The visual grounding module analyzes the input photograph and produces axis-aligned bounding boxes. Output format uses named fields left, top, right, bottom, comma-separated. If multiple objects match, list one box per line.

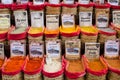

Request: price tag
left=46, top=15, right=59, bottom=30
left=1, top=0, right=13, bottom=4
left=17, top=0, right=28, bottom=4
left=79, top=0, right=90, bottom=4
left=113, top=11, right=120, bottom=25
left=46, top=40, right=61, bottom=59
left=62, top=14, right=75, bottom=28
left=65, top=39, right=80, bottom=59
left=33, top=0, right=44, bottom=5
left=31, top=11, right=44, bottom=27
left=0, top=14, right=10, bottom=28
left=14, top=11, right=28, bottom=27
left=49, top=0, right=60, bottom=4
left=10, top=40, right=26, bottom=57
left=79, top=12, right=92, bottom=26
left=85, top=43, right=100, bottom=59
left=29, top=41, right=44, bottom=58
left=93, top=0, right=104, bottom=4
left=63, top=0, right=74, bottom=4
left=108, top=0, right=119, bottom=5
left=105, top=40, right=119, bottom=58
left=0, top=43, right=5, bottom=59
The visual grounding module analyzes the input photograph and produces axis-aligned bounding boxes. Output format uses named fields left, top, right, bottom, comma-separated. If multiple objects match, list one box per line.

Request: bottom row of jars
left=0, top=56, right=120, bottom=80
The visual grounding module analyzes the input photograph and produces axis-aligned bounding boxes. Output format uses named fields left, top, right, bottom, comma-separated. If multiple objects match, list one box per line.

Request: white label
left=93, top=0, right=104, bottom=4
left=29, top=41, right=44, bottom=58
left=97, top=15, right=108, bottom=27
left=65, top=39, right=80, bottom=59
left=85, top=43, right=100, bottom=59
left=14, top=11, right=28, bottom=27
left=64, top=0, right=74, bottom=4
left=46, top=40, right=61, bottom=59
left=31, top=11, right=44, bottom=27
left=105, top=40, right=119, bottom=58
left=108, top=0, right=119, bottom=5
left=62, top=14, right=75, bottom=28
left=79, top=12, right=92, bottom=26
left=0, top=43, right=4, bottom=59
left=113, top=11, right=120, bottom=25
left=1, top=0, right=13, bottom=4
left=0, top=14, right=10, bottom=28
left=10, top=41, right=25, bottom=57
left=17, top=0, right=28, bottom=4
left=33, top=0, right=44, bottom=5
left=49, top=0, right=59, bottom=4
left=46, top=15, right=59, bottom=30
left=79, top=0, right=90, bottom=4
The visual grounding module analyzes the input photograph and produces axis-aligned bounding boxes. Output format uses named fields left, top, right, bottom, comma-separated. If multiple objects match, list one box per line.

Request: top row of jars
left=1, top=0, right=120, bottom=5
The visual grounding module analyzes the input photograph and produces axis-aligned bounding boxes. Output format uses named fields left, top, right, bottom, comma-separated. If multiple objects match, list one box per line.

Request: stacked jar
left=45, top=2, right=61, bottom=40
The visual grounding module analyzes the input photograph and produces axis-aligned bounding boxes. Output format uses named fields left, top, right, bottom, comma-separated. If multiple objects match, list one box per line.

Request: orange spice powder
left=0, top=59, right=3, bottom=68
left=25, top=58, right=43, bottom=72
left=88, top=60, right=106, bottom=71
left=67, top=60, right=84, bottom=72
left=4, top=56, right=25, bottom=72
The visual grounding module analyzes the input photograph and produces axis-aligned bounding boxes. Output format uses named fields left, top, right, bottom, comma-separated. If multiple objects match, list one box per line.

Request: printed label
left=93, top=0, right=104, bottom=4
left=14, top=11, right=28, bottom=27
left=46, top=40, right=61, bottom=59
left=64, top=0, right=74, bottom=4
left=1, top=0, right=13, bottom=4
left=79, top=12, right=92, bottom=26
left=62, top=14, right=75, bottom=28
left=31, top=11, right=44, bottom=27
left=49, top=0, right=60, bottom=4
left=65, top=39, right=80, bottom=59
left=33, top=0, right=44, bottom=5
left=10, top=41, right=26, bottom=57
left=113, top=11, right=120, bottom=25
left=17, top=0, right=28, bottom=4
left=46, top=15, right=59, bottom=30
left=79, top=0, right=90, bottom=4
left=108, top=0, right=119, bottom=5
left=96, top=14, right=108, bottom=27
left=85, top=43, right=100, bottom=59
left=105, top=40, right=119, bottom=58
left=29, top=41, right=44, bottom=58
left=0, top=14, right=10, bottom=28
left=0, top=43, right=4, bottom=59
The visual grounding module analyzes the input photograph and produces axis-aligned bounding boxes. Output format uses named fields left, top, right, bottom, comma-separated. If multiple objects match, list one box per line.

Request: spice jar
left=12, top=3, right=28, bottom=28
left=46, top=2, right=61, bottom=15
left=23, top=57, right=44, bottom=80
left=83, top=56, right=108, bottom=80
left=42, top=58, right=64, bottom=80
left=29, top=3, right=45, bottom=28
left=2, top=56, right=26, bottom=80
left=45, top=28, right=59, bottom=40
left=78, top=2, right=94, bottom=26
left=95, top=4, right=110, bottom=28
left=62, top=3, right=78, bottom=15
left=65, top=58, right=86, bottom=80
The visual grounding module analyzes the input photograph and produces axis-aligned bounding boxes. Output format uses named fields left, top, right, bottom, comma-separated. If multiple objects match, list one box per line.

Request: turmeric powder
left=45, top=28, right=59, bottom=34
left=25, top=58, right=43, bottom=72
left=4, top=56, right=25, bottom=72
left=28, top=27, right=43, bottom=34
left=88, top=60, right=106, bottom=71
left=106, top=59, right=120, bottom=70
left=81, top=27, right=98, bottom=33
left=67, top=60, right=84, bottom=72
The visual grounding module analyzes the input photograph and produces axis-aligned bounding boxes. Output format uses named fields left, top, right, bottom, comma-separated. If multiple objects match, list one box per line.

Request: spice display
left=95, top=4, right=110, bottom=27
left=81, top=26, right=98, bottom=43
left=98, top=27, right=116, bottom=44
left=78, top=3, right=94, bottom=26
left=24, top=57, right=43, bottom=80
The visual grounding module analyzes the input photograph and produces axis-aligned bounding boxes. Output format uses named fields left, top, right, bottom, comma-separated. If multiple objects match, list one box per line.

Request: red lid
left=78, top=2, right=94, bottom=7
left=111, top=5, right=120, bottom=9
left=61, top=2, right=78, bottom=8
left=12, top=3, right=28, bottom=10
left=0, top=32, right=8, bottom=40
left=95, top=3, right=110, bottom=8
left=45, top=2, right=61, bottom=7
left=29, top=2, right=45, bottom=10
